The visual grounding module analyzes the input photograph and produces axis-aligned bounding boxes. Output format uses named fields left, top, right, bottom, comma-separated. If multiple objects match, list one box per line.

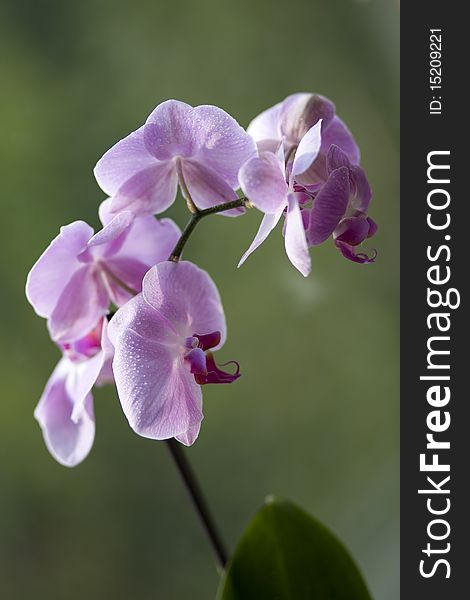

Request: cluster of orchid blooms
left=26, top=93, right=377, bottom=467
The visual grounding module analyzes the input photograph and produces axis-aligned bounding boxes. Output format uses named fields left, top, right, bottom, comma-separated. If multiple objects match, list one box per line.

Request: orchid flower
left=238, top=93, right=376, bottom=272
left=108, top=261, right=239, bottom=446
left=34, top=318, right=113, bottom=467
left=26, top=199, right=180, bottom=343
left=306, top=144, right=377, bottom=263
left=94, top=100, right=256, bottom=217
left=238, top=120, right=323, bottom=276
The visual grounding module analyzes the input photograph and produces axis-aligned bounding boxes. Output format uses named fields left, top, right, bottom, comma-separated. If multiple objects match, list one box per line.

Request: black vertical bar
left=401, top=4, right=467, bottom=598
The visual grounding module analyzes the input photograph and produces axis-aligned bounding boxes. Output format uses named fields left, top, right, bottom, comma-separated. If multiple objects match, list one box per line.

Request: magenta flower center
left=60, top=322, right=102, bottom=362
left=183, top=331, right=240, bottom=385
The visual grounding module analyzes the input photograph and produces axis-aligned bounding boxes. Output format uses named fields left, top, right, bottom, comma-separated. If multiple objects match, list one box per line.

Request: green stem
left=168, top=197, right=249, bottom=261
left=166, top=439, right=228, bottom=570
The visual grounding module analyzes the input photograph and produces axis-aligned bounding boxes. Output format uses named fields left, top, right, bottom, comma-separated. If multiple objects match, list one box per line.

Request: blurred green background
left=0, top=0, right=399, bottom=598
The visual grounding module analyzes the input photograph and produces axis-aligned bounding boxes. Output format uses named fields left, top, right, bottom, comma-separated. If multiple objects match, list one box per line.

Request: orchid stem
left=168, top=197, right=249, bottom=261
left=165, top=438, right=228, bottom=570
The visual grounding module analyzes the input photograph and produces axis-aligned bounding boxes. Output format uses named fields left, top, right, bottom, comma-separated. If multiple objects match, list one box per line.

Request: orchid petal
left=180, top=160, right=242, bottom=216
left=96, top=319, right=115, bottom=386
left=247, top=101, right=282, bottom=143
left=334, top=216, right=371, bottom=246
left=26, top=221, right=93, bottom=318
left=112, top=327, right=203, bottom=441
left=94, top=125, right=157, bottom=197
left=276, top=140, right=286, bottom=176
left=280, top=93, right=335, bottom=144
left=238, top=152, right=288, bottom=214
left=109, top=294, right=203, bottom=440
left=327, top=146, right=371, bottom=212
left=48, top=266, right=109, bottom=343
left=195, top=352, right=240, bottom=385
left=103, top=212, right=181, bottom=302
left=110, top=160, right=178, bottom=216
left=87, top=210, right=134, bottom=254
left=144, top=100, right=196, bottom=159
left=335, top=240, right=377, bottom=264
left=237, top=209, right=284, bottom=268
left=98, top=198, right=117, bottom=226
left=192, top=105, right=257, bottom=188
left=326, top=144, right=351, bottom=173
left=103, top=257, right=150, bottom=305
left=350, top=165, right=372, bottom=212
left=366, top=217, right=378, bottom=238
left=321, top=116, right=360, bottom=164
left=196, top=331, right=221, bottom=351
left=142, top=261, right=227, bottom=348
left=99, top=208, right=180, bottom=302
left=175, top=423, right=202, bottom=446
left=114, top=215, right=180, bottom=266
left=185, top=347, right=208, bottom=375
left=284, top=195, right=311, bottom=277
left=68, top=350, right=105, bottom=423
left=256, top=139, right=283, bottom=154
left=108, top=293, right=177, bottom=347
left=292, top=119, right=323, bottom=177
left=34, top=359, right=95, bottom=467
left=95, top=358, right=114, bottom=388
left=294, top=152, right=328, bottom=187
left=307, top=167, right=350, bottom=246
left=145, top=100, right=256, bottom=188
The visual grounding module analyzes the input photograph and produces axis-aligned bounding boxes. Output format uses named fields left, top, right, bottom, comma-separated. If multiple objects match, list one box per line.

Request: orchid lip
left=184, top=336, right=199, bottom=349
left=183, top=331, right=240, bottom=385
left=60, top=323, right=103, bottom=362
left=194, top=352, right=241, bottom=385
left=335, top=239, right=378, bottom=264
left=194, top=331, right=221, bottom=351
left=184, top=331, right=221, bottom=351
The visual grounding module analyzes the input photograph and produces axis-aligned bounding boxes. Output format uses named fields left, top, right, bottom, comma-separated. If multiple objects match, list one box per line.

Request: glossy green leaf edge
left=217, top=497, right=372, bottom=600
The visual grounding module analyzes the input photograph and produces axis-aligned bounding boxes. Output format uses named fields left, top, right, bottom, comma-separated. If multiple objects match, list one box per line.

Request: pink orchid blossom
left=238, top=93, right=376, bottom=272
left=94, top=100, right=256, bottom=217
left=26, top=199, right=180, bottom=343
left=247, top=93, right=360, bottom=185
left=34, top=318, right=113, bottom=467
left=108, top=261, right=239, bottom=446
left=238, top=120, right=323, bottom=276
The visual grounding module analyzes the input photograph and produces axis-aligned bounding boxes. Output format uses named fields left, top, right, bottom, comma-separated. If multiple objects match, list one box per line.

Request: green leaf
left=217, top=497, right=372, bottom=600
